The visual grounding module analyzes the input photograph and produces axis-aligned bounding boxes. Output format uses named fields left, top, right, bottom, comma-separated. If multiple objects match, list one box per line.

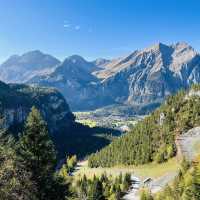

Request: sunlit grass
left=193, top=140, right=200, bottom=152
left=74, top=158, right=180, bottom=180
left=76, top=119, right=97, bottom=127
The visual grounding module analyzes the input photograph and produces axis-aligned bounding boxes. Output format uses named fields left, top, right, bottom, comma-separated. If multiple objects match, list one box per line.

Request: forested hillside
left=0, top=107, right=70, bottom=200
left=0, top=107, right=130, bottom=200
left=0, top=80, right=119, bottom=159
left=88, top=85, right=200, bottom=167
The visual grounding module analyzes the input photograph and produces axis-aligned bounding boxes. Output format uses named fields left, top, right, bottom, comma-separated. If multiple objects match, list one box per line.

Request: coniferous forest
left=0, top=107, right=131, bottom=200
left=88, top=85, right=200, bottom=167
left=0, top=107, right=70, bottom=200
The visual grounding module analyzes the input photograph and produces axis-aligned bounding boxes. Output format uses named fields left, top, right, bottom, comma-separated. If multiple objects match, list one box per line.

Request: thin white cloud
left=63, top=20, right=71, bottom=28
left=64, top=24, right=71, bottom=28
left=63, top=20, right=81, bottom=31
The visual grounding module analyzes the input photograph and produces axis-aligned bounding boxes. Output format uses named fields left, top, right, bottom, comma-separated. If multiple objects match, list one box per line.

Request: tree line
left=88, top=85, right=200, bottom=167
left=71, top=173, right=131, bottom=200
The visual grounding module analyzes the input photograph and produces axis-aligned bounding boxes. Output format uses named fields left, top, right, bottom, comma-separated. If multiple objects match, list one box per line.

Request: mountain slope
left=88, top=85, right=200, bottom=167
left=98, top=42, right=200, bottom=106
left=28, top=55, right=101, bottom=110
left=28, top=42, right=200, bottom=112
left=0, top=50, right=60, bottom=83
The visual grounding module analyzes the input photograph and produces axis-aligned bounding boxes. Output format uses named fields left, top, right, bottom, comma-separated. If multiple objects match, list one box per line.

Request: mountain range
left=1, top=42, right=200, bottom=114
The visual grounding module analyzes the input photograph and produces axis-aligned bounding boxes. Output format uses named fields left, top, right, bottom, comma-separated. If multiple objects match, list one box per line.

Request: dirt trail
left=124, top=126, right=200, bottom=199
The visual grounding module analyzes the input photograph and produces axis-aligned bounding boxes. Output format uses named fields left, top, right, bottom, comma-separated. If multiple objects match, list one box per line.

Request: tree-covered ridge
left=0, top=80, right=119, bottom=159
left=0, top=80, right=74, bottom=129
left=88, top=85, right=200, bottom=167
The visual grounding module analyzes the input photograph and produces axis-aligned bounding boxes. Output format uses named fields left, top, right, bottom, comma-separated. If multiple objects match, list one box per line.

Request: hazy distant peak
left=67, top=55, right=86, bottom=62
left=1, top=54, right=20, bottom=66
left=92, top=58, right=110, bottom=67
left=20, top=50, right=60, bottom=63
left=0, top=50, right=60, bottom=83
left=22, top=50, right=43, bottom=56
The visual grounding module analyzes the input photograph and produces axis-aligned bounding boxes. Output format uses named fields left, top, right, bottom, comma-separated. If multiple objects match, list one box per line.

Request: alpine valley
left=1, top=42, right=200, bottom=200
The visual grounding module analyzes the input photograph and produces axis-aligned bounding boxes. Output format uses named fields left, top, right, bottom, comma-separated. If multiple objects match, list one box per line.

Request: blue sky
left=0, top=0, right=200, bottom=63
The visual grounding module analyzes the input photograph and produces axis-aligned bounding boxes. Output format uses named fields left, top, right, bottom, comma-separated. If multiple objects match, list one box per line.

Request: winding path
left=123, top=126, right=200, bottom=199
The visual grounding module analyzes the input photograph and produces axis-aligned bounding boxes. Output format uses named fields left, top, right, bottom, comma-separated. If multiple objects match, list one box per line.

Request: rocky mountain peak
left=22, top=49, right=44, bottom=57
left=173, top=41, right=193, bottom=50
left=143, top=42, right=169, bottom=52
left=67, top=55, right=86, bottom=63
left=0, top=50, right=60, bottom=83
left=92, top=58, right=110, bottom=68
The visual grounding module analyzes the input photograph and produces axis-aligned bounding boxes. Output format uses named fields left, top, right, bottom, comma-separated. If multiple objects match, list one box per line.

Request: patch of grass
left=192, top=140, right=200, bottom=154
left=76, top=119, right=97, bottom=127
left=74, top=158, right=180, bottom=180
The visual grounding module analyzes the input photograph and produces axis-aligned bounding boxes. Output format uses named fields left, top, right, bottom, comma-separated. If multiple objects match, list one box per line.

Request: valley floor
left=74, top=111, right=144, bottom=131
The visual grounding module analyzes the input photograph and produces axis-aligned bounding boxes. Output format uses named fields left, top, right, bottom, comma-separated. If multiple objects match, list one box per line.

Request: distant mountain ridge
left=1, top=42, right=200, bottom=113
left=0, top=50, right=60, bottom=83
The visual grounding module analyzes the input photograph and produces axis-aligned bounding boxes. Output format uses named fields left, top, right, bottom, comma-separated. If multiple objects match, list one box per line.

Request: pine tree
left=88, top=176, right=105, bottom=200
left=0, top=132, right=36, bottom=200
left=18, top=107, right=65, bottom=200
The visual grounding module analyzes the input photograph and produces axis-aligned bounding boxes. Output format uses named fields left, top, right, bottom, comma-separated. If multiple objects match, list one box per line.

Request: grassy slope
left=74, top=158, right=180, bottom=180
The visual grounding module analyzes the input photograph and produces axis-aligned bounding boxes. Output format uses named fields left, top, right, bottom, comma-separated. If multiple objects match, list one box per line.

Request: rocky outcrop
left=0, top=81, right=74, bottom=134
left=97, top=42, right=200, bottom=107
left=176, top=127, right=200, bottom=161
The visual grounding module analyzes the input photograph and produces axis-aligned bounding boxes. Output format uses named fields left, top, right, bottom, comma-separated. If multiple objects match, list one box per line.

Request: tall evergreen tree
left=18, top=107, right=66, bottom=200
left=0, top=130, right=36, bottom=200
left=88, top=176, right=105, bottom=200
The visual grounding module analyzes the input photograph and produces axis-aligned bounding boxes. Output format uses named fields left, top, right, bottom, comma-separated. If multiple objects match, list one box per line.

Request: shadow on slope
left=53, top=122, right=120, bottom=159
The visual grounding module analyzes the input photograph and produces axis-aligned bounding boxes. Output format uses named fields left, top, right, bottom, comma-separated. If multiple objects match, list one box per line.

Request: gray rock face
left=2, top=42, right=200, bottom=113
left=0, top=81, right=74, bottom=134
left=0, top=50, right=60, bottom=83
left=23, top=42, right=200, bottom=112
left=27, top=55, right=100, bottom=110
left=90, top=42, right=200, bottom=111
